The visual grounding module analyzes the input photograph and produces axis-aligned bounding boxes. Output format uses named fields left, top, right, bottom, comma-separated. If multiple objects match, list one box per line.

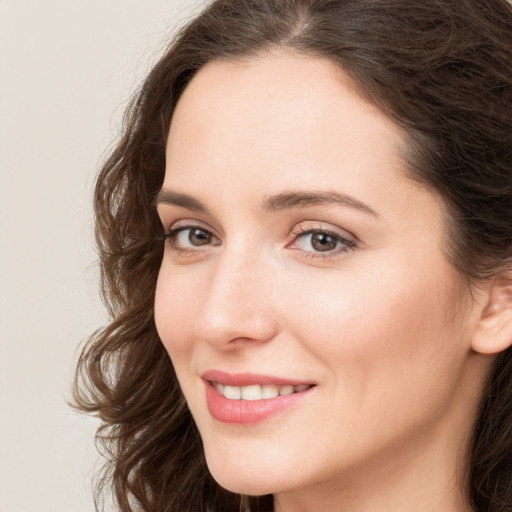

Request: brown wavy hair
left=73, top=0, right=512, bottom=511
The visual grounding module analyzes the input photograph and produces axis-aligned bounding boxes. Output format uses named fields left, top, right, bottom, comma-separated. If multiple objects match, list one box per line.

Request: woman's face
left=155, top=53, right=482, bottom=498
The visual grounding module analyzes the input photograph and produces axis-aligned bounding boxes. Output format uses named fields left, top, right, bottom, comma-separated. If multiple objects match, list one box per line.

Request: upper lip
left=201, top=369, right=315, bottom=387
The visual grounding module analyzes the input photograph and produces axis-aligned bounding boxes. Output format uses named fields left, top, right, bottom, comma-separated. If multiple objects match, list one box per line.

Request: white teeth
left=261, top=385, right=279, bottom=399
left=224, top=385, right=242, bottom=399
left=214, top=382, right=311, bottom=400
left=279, top=385, right=294, bottom=396
left=241, top=385, right=262, bottom=401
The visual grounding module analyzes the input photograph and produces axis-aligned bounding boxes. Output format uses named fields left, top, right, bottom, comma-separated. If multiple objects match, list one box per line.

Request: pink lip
left=201, top=369, right=313, bottom=387
left=202, top=370, right=315, bottom=424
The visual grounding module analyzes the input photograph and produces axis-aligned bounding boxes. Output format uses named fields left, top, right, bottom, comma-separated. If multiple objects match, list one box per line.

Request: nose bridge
left=195, top=240, right=277, bottom=347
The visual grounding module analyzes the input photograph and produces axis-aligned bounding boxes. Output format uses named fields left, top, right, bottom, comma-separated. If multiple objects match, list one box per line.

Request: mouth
left=210, top=381, right=313, bottom=400
left=201, top=370, right=316, bottom=424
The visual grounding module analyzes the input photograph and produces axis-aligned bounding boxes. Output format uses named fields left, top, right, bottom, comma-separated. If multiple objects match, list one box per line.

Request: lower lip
left=205, top=382, right=312, bottom=424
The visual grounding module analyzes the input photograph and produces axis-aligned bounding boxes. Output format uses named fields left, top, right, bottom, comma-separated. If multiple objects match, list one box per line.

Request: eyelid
left=285, top=223, right=356, bottom=259
left=287, top=222, right=356, bottom=243
left=163, top=218, right=220, bottom=238
left=161, top=218, right=356, bottom=260
left=164, top=224, right=217, bottom=240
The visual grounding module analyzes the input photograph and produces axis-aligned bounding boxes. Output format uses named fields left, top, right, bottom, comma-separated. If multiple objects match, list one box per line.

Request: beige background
left=0, top=1, right=204, bottom=510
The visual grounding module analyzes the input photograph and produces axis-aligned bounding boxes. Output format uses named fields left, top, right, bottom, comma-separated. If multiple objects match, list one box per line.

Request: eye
left=164, top=225, right=221, bottom=251
left=288, top=226, right=355, bottom=258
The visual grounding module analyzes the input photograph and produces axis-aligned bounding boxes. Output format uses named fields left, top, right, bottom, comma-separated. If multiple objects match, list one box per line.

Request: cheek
left=284, top=257, right=466, bottom=409
left=286, top=266, right=441, bottom=349
left=154, top=266, right=199, bottom=360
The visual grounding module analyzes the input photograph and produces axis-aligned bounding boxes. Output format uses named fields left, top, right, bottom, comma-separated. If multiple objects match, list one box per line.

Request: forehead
left=169, top=53, right=399, bottom=147
left=176, top=52, right=352, bottom=118
left=167, top=53, right=407, bottom=183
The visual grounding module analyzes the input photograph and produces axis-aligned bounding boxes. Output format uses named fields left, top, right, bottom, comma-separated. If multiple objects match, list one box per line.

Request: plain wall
left=0, top=1, right=204, bottom=510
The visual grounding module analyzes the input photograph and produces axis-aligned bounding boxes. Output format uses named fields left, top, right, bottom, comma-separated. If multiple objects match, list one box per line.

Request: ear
left=471, top=272, right=512, bottom=355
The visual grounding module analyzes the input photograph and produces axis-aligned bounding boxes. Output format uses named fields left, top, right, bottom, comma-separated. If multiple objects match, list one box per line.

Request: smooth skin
left=154, top=52, right=512, bottom=512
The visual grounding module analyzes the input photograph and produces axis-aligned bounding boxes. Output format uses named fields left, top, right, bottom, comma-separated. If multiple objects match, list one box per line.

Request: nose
left=193, top=248, right=279, bottom=350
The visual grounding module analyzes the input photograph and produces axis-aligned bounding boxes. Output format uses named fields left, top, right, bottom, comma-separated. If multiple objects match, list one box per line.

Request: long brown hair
left=73, top=1, right=512, bottom=511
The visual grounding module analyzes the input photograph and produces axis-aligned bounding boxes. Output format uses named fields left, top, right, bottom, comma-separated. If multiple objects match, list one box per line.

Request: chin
left=203, top=446, right=296, bottom=496
left=210, top=473, right=276, bottom=496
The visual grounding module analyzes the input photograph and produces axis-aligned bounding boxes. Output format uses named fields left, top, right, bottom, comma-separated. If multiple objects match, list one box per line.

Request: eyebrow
left=155, top=189, right=208, bottom=213
left=155, top=188, right=379, bottom=217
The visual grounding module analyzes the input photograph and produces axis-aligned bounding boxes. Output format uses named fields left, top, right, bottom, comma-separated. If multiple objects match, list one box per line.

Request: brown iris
left=188, top=228, right=212, bottom=246
left=310, top=232, right=338, bottom=252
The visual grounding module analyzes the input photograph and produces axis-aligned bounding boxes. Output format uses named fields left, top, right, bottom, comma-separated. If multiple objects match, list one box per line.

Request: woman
left=73, top=0, right=512, bottom=511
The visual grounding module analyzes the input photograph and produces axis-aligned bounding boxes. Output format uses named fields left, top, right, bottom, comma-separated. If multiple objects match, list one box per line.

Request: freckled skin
left=154, top=53, right=490, bottom=512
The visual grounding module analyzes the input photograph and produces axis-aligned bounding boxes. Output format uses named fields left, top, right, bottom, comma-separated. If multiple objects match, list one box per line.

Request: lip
left=201, top=369, right=314, bottom=387
left=202, top=370, right=316, bottom=424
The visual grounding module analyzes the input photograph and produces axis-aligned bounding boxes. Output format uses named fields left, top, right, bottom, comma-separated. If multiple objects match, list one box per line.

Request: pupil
left=190, top=229, right=210, bottom=246
left=312, top=233, right=337, bottom=252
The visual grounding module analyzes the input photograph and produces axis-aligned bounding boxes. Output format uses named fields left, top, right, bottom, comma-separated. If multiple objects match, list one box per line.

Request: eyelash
left=163, top=223, right=356, bottom=260
left=163, top=224, right=219, bottom=256
left=287, top=225, right=356, bottom=259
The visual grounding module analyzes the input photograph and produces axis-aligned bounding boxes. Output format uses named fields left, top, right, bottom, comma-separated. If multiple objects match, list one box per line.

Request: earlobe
left=471, top=274, right=512, bottom=355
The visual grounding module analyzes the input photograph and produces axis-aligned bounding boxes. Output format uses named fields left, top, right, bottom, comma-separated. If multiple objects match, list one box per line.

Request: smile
left=202, top=370, right=316, bottom=424
left=212, top=381, right=312, bottom=400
